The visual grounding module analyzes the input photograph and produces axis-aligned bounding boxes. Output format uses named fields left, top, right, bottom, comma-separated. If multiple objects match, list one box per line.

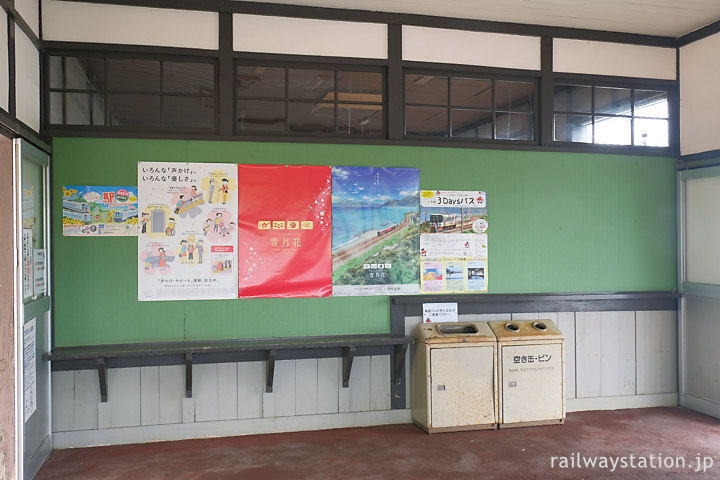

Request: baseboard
left=566, top=393, right=678, bottom=412
left=681, top=394, right=720, bottom=419
left=53, top=409, right=413, bottom=449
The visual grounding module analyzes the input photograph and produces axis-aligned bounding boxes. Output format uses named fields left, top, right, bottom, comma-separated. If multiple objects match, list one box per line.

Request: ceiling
left=238, top=0, right=720, bottom=38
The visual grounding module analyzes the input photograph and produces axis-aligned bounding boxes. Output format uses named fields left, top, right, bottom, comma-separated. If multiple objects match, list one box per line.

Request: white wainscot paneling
left=684, top=175, right=720, bottom=285
left=98, top=367, right=141, bottom=429
left=576, top=311, right=636, bottom=398
left=636, top=311, right=677, bottom=395
left=42, top=1, right=218, bottom=50
left=680, top=32, right=720, bottom=156
left=554, top=39, right=676, bottom=80
left=233, top=14, right=387, bottom=59
left=403, top=26, right=540, bottom=70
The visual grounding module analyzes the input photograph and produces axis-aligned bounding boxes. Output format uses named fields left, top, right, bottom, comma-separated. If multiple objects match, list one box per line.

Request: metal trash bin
left=488, top=319, right=565, bottom=428
left=411, top=322, right=498, bottom=433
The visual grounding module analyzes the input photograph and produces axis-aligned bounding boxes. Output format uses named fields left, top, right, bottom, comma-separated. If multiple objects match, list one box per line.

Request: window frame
left=233, top=58, right=387, bottom=139
left=551, top=75, right=677, bottom=151
left=44, top=49, right=220, bottom=134
left=402, top=67, right=540, bottom=145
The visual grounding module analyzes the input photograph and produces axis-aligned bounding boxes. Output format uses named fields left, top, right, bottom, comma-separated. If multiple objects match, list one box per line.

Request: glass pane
left=108, top=94, right=161, bottom=126
left=64, top=57, right=105, bottom=90
left=237, top=66, right=285, bottom=98
left=405, top=106, right=448, bottom=136
left=288, top=69, right=335, bottom=101
left=496, top=81, right=535, bottom=112
left=338, top=104, right=383, bottom=135
left=108, top=59, right=160, bottom=92
left=49, top=92, right=63, bottom=124
left=65, top=93, right=90, bottom=125
left=163, top=96, right=215, bottom=129
left=163, top=62, right=214, bottom=94
left=595, top=87, right=631, bottom=115
left=554, top=85, right=591, bottom=113
left=288, top=101, right=335, bottom=134
left=237, top=100, right=285, bottom=133
left=554, top=114, right=592, bottom=143
left=450, top=77, right=492, bottom=109
left=92, top=94, right=105, bottom=126
left=634, top=118, right=669, bottom=147
left=451, top=108, right=492, bottom=139
left=495, top=112, right=534, bottom=140
left=338, top=71, right=383, bottom=98
left=405, top=74, right=448, bottom=105
left=49, top=56, right=62, bottom=89
left=594, top=116, right=631, bottom=145
left=21, top=158, right=45, bottom=302
left=635, top=90, right=669, bottom=118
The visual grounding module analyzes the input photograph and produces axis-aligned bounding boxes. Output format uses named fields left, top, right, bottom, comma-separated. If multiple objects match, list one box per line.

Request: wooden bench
left=47, top=334, right=412, bottom=410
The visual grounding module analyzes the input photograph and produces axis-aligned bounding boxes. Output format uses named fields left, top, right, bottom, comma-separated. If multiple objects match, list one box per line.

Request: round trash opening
left=533, top=321, right=548, bottom=331
left=505, top=322, right=520, bottom=332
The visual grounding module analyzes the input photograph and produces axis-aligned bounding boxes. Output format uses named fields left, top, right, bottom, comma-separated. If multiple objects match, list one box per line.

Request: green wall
left=52, top=137, right=677, bottom=346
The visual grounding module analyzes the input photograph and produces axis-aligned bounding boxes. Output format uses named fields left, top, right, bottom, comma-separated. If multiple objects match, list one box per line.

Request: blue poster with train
left=62, top=185, right=138, bottom=236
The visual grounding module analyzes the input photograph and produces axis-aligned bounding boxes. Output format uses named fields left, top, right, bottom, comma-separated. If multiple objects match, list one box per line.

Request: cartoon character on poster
left=140, top=243, right=175, bottom=275
left=201, top=171, right=236, bottom=205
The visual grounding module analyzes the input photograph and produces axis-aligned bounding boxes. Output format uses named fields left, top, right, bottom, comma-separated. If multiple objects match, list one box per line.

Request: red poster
left=237, top=165, right=332, bottom=298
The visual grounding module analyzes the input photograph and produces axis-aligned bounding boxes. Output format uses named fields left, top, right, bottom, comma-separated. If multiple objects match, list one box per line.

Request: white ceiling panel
left=235, top=0, right=720, bottom=37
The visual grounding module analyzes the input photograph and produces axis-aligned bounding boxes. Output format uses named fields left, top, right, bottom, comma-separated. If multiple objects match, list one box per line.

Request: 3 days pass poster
left=237, top=165, right=332, bottom=298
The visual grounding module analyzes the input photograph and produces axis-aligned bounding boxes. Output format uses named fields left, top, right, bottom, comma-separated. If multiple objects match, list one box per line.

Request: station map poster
left=331, top=167, right=420, bottom=296
left=237, top=164, right=332, bottom=298
left=62, top=186, right=138, bottom=236
left=138, top=162, right=238, bottom=301
left=419, top=190, right=488, bottom=293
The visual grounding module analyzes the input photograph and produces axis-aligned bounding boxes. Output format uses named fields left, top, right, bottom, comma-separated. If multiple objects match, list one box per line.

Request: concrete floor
left=36, top=407, right=720, bottom=479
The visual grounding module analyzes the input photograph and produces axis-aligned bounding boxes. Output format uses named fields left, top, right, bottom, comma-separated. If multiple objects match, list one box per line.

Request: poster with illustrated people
left=62, top=186, right=138, bottom=236
left=419, top=190, right=488, bottom=293
left=237, top=165, right=332, bottom=298
left=138, top=162, right=238, bottom=301
left=331, top=167, right=420, bottom=296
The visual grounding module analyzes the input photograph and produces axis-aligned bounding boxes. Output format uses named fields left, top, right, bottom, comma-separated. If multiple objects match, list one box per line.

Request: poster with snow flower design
left=236, top=164, right=332, bottom=298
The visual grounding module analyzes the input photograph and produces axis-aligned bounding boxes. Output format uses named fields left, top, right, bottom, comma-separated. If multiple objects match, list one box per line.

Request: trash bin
left=488, top=319, right=565, bottom=428
left=411, top=321, right=498, bottom=433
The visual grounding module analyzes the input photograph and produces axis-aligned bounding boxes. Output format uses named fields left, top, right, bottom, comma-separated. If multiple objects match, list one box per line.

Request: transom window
left=48, top=55, right=217, bottom=131
left=235, top=64, right=384, bottom=137
left=404, top=73, right=537, bottom=141
left=553, top=85, right=670, bottom=147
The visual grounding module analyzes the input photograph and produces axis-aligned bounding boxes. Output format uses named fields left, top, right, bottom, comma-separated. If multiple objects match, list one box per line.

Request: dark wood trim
left=386, top=23, right=402, bottom=140
left=8, top=17, right=15, bottom=118
left=12, top=11, right=41, bottom=52
left=57, top=0, right=678, bottom=47
left=678, top=19, right=720, bottom=47
left=0, top=108, right=51, bottom=153
left=218, top=12, right=233, bottom=136
left=43, top=128, right=678, bottom=157
left=540, top=36, right=553, bottom=146
left=391, top=291, right=678, bottom=316
left=44, top=41, right=219, bottom=58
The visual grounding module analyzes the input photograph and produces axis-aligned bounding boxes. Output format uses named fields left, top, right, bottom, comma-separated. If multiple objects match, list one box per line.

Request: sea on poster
left=331, top=166, right=420, bottom=296
left=419, top=190, right=488, bottom=293
left=62, top=186, right=138, bottom=236
left=138, top=162, right=238, bottom=301
left=237, top=165, right=332, bottom=298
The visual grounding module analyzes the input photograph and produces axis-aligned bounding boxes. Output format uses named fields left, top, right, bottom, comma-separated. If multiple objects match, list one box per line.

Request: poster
left=62, top=186, right=138, bottom=236
left=332, top=167, right=420, bottom=296
left=420, top=190, right=488, bottom=293
left=33, top=249, right=46, bottom=296
left=23, top=318, right=37, bottom=419
left=138, top=162, right=238, bottom=301
left=237, top=165, right=332, bottom=298
left=22, top=229, right=33, bottom=299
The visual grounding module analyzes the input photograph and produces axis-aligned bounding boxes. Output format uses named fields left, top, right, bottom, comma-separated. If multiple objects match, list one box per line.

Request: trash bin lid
left=488, top=319, right=563, bottom=341
left=414, top=321, right=496, bottom=344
